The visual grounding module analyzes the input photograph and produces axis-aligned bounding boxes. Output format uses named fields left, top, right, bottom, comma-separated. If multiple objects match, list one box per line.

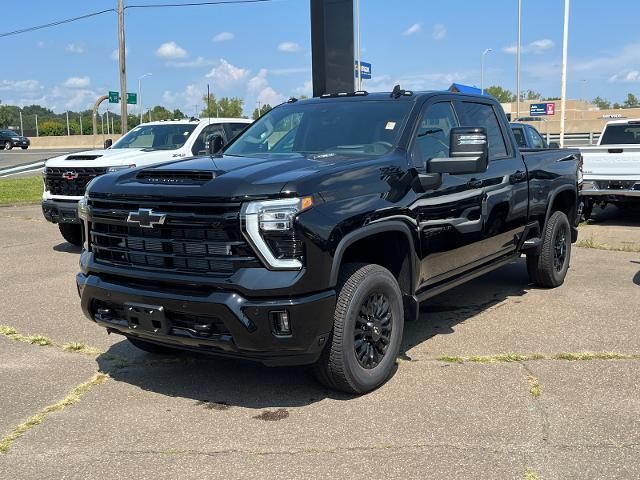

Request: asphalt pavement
left=0, top=205, right=639, bottom=479
left=0, top=149, right=84, bottom=177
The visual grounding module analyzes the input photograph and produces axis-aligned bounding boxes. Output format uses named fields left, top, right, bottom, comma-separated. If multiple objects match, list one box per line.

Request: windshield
left=112, top=124, right=197, bottom=150
left=3, top=131, right=19, bottom=137
left=225, top=100, right=413, bottom=158
left=600, top=125, right=640, bottom=145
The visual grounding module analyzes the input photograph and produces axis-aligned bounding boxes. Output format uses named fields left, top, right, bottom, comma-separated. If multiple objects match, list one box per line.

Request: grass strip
left=0, top=176, right=42, bottom=205
left=0, top=373, right=108, bottom=454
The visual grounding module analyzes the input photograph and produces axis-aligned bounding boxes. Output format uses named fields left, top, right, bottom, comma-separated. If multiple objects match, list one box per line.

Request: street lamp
left=516, top=0, right=522, bottom=119
left=481, top=48, right=492, bottom=95
left=138, top=73, right=152, bottom=124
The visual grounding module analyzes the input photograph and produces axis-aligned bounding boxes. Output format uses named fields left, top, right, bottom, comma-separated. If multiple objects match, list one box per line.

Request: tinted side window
left=527, top=126, right=545, bottom=148
left=412, top=102, right=458, bottom=167
left=512, top=128, right=527, bottom=148
left=229, top=123, right=249, bottom=139
left=461, top=102, right=508, bottom=159
left=191, top=124, right=225, bottom=156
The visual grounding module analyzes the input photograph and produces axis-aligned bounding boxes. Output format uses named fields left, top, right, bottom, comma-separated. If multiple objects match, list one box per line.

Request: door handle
left=467, top=178, right=483, bottom=188
left=510, top=170, right=527, bottom=183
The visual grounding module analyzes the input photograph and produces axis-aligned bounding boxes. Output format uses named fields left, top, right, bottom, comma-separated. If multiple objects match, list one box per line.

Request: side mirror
left=549, top=142, right=560, bottom=149
left=428, top=127, right=488, bottom=174
left=207, top=134, right=225, bottom=155
left=104, top=139, right=113, bottom=149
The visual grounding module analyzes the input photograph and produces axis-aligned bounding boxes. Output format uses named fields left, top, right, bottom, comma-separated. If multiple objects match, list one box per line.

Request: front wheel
left=526, top=211, right=571, bottom=288
left=58, top=223, right=83, bottom=246
left=21, top=146, right=28, bottom=150
left=4, top=141, right=12, bottom=150
left=314, top=263, right=404, bottom=394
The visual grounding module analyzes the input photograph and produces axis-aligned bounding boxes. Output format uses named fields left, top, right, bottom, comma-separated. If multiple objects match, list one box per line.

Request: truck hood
left=44, top=147, right=182, bottom=168
left=580, top=145, right=640, bottom=178
left=88, top=153, right=383, bottom=201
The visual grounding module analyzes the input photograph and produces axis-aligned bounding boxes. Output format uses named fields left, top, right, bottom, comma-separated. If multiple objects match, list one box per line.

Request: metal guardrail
left=545, top=132, right=601, bottom=147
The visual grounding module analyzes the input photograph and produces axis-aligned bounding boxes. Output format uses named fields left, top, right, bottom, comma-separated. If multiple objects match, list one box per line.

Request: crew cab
left=42, top=117, right=252, bottom=245
left=510, top=122, right=559, bottom=149
left=579, top=119, right=640, bottom=219
left=76, top=89, right=580, bottom=394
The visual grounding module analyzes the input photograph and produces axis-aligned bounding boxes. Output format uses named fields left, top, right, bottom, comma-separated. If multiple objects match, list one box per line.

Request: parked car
left=510, top=122, right=559, bottom=149
left=76, top=89, right=580, bottom=394
left=42, top=117, right=252, bottom=245
left=0, top=130, right=30, bottom=150
left=579, top=119, right=640, bottom=219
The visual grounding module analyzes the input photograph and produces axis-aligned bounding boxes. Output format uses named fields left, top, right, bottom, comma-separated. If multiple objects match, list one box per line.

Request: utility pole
left=481, top=48, right=492, bottom=95
left=355, top=0, right=361, bottom=91
left=66, top=111, right=70, bottom=136
left=19, top=110, right=24, bottom=136
left=35, top=114, right=39, bottom=137
left=516, top=0, right=522, bottom=120
left=118, top=0, right=128, bottom=134
left=106, top=109, right=110, bottom=135
left=559, top=0, right=570, bottom=148
left=79, top=115, right=83, bottom=135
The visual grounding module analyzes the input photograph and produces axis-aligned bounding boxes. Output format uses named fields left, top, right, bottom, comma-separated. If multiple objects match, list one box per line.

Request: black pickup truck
left=76, top=88, right=580, bottom=394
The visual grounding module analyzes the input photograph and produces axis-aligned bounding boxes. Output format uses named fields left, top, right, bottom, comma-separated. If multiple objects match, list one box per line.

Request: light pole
left=117, top=0, right=128, bottom=134
left=516, top=0, right=522, bottom=119
left=355, top=0, right=362, bottom=91
left=481, top=48, right=492, bottom=95
left=138, top=73, right=152, bottom=125
left=559, top=0, right=570, bottom=148
left=19, top=109, right=24, bottom=136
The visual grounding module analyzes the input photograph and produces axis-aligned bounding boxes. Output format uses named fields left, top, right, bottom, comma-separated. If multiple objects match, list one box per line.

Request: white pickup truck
left=580, top=119, right=640, bottom=219
left=42, top=117, right=252, bottom=245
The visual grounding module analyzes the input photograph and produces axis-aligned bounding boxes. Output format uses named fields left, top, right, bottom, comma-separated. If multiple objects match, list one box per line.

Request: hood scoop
left=136, top=169, right=215, bottom=185
left=66, top=154, right=103, bottom=161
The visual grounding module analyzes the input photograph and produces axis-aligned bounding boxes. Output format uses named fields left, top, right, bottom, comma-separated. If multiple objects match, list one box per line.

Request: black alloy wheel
left=354, top=293, right=393, bottom=369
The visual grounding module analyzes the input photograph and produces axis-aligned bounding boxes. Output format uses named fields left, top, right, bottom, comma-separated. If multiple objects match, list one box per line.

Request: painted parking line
left=0, top=161, right=46, bottom=177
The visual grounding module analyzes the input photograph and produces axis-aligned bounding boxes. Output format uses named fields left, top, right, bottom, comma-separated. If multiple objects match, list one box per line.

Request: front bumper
left=42, top=199, right=81, bottom=224
left=77, top=272, right=336, bottom=366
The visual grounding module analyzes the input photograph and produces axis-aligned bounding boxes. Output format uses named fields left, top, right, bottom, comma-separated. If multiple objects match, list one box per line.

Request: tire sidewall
left=338, top=269, right=404, bottom=392
left=548, top=212, right=571, bottom=284
left=5, top=141, right=12, bottom=150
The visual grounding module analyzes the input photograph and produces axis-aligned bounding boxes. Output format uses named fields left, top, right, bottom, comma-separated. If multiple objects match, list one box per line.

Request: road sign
left=530, top=102, right=556, bottom=116
left=127, top=92, right=137, bottom=105
left=108, top=91, right=119, bottom=103
left=355, top=61, right=372, bottom=80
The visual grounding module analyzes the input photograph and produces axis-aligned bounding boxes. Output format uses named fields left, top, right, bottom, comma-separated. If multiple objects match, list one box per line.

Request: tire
left=313, top=263, right=404, bottom=394
left=127, top=337, right=183, bottom=355
left=526, top=211, right=571, bottom=288
left=4, top=141, right=12, bottom=150
left=21, top=146, right=28, bottom=150
left=581, top=199, right=593, bottom=222
left=58, top=223, right=83, bottom=246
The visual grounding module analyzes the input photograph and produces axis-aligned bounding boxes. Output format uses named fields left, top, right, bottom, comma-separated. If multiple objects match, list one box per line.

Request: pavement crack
left=0, top=373, right=108, bottom=455
left=519, top=362, right=549, bottom=444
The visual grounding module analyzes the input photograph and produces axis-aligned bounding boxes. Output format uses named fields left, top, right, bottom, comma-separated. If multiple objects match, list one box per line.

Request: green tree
left=613, top=102, right=622, bottom=109
left=484, top=86, right=515, bottom=103
left=0, top=105, right=18, bottom=129
left=201, top=95, right=244, bottom=118
left=623, top=93, right=638, bottom=108
left=252, top=103, right=272, bottom=120
left=172, top=108, right=185, bottom=119
left=592, top=96, right=611, bottom=109
left=40, top=121, right=65, bottom=136
left=524, top=90, right=541, bottom=100
left=149, top=105, right=173, bottom=121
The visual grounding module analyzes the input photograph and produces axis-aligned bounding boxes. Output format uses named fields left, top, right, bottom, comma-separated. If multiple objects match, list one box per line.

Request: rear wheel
left=58, top=223, right=83, bottom=246
left=526, top=211, right=571, bottom=288
left=4, top=141, right=12, bottom=150
left=127, top=337, right=183, bottom=355
left=314, top=263, right=404, bottom=394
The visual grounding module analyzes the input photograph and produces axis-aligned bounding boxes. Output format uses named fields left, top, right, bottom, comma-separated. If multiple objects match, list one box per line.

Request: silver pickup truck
left=580, top=119, right=640, bottom=219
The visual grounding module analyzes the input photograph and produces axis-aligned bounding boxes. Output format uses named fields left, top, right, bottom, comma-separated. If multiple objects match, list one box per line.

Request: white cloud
left=504, top=39, right=554, bottom=55
left=155, top=41, right=188, bottom=59
left=36, top=41, right=45, bottom=48
left=609, top=70, right=640, bottom=83
left=403, top=23, right=421, bottom=36
left=247, top=69, right=286, bottom=107
left=205, top=59, right=248, bottom=87
left=270, top=66, right=311, bottom=76
left=432, top=24, right=446, bottom=41
left=65, top=43, right=85, bottom=54
left=63, top=76, right=91, bottom=89
left=0, top=79, right=43, bottom=93
left=573, top=42, right=640, bottom=73
left=213, top=32, right=234, bottom=42
left=294, top=80, right=313, bottom=97
left=278, top=42, right=301, bottom=53
left=166, top=56, right=217, bottom=68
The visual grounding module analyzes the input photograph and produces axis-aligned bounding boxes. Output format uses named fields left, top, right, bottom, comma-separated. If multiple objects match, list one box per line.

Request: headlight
left=77, top=197, right=89, bottom=221
left=241, top=197, right=313, bottom=270
left=106, top=164, right=136, bottom=173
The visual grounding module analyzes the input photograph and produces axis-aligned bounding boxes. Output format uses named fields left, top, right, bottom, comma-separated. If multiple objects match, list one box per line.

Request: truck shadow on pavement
left=52, top=242, right=82, bottom=254
left=96, top=259, right=531, bottom=409
left=585, top=204, right=640, bottom=227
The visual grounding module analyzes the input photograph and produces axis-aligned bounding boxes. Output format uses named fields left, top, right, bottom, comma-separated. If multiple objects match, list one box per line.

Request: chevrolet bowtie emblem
left=126, top=208, right=167, bottom=228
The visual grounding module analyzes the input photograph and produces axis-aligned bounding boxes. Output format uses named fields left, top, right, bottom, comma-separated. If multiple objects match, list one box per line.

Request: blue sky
left=1, top=0, right=638, bottom=115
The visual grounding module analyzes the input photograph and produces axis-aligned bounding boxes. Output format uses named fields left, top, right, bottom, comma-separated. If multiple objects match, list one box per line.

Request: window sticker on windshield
left=385, top=121, right=396, bottom=130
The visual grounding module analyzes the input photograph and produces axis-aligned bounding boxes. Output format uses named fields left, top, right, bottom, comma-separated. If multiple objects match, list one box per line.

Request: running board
left=416, top=253, right=521, bottom=302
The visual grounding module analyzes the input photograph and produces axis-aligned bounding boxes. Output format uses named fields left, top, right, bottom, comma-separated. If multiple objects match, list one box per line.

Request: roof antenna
left=391, top=85, right=403, bottom=99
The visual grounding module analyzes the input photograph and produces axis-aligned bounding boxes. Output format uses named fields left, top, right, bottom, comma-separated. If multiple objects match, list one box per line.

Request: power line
left=125, top=0, right=274, bottom=9
left=0, top=9, right=115, bottom=39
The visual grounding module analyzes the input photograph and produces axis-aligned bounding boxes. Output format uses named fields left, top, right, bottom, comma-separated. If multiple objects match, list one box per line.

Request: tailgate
left=580, top=146, right=640, bottom=178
